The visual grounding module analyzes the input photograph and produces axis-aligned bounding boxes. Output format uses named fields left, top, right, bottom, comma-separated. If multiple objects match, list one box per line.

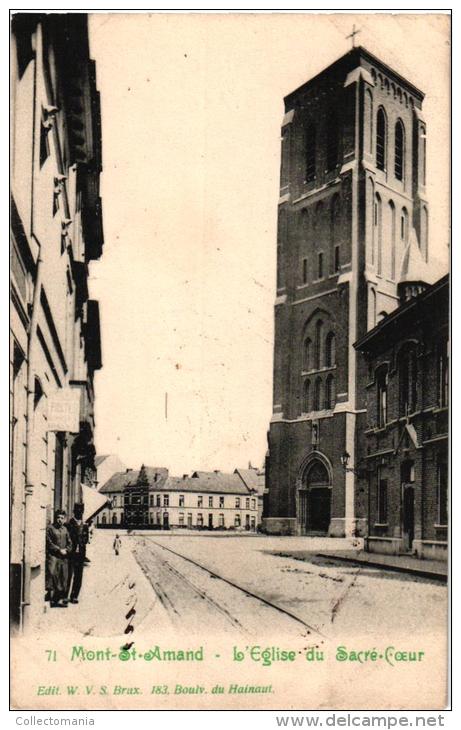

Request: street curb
left=316, top=553, right=448, bottom=582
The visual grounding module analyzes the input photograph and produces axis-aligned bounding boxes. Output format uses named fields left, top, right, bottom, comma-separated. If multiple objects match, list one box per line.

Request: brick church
left=264, top=46, right=440, bottom=540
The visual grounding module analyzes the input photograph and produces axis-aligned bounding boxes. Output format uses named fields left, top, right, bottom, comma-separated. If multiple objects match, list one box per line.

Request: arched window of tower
left=420, top=124, right=427, bottom=186
left=314, top=201, right=323, bottom=238
left=395, top=119, right=405, bottom=181
left=374, top=193, right=383, bottom=275
left=324, top=374, right=335, bottom=410
left=315, top=320, right=323, bottom=369
left=387, top=199, right=396, bottom=280
left=401, top=207, right=409, bottom=244
left=303, top=337, right=312, bottom=371
left=364, top=89, right=373, bottom=155
left=376, top=107, right=387, bottom=171
left=325, top=332, right=336, bottom=368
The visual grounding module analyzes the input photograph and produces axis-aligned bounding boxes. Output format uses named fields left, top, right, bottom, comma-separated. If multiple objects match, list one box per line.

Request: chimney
left=182, top=474, right=188, bottom=480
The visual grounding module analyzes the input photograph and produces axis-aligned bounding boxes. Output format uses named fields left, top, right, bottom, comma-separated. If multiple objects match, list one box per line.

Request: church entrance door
left=302, top=459, right=331, bottom=535
left=308, top=488, right=331, bottom=534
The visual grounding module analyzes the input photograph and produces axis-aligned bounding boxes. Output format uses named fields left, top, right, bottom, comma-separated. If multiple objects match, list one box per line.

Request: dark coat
left=46, top=523, right=71, bottom=594
left=66, top=517, right=88, bottom=561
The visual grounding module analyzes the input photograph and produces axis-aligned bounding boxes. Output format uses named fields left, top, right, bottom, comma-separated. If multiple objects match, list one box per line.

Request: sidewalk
left=314, top=549, right=448, bottom=581
left=35, top=530, right=159, bottom=638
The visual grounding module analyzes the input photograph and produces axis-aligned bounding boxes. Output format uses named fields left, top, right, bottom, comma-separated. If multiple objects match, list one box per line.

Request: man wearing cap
left=46, top=509, right=72, bottom=608
left=66, top=503, right=88, bottom=604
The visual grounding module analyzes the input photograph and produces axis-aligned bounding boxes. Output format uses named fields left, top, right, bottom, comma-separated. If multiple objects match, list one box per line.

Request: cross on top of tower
left=346, top=24, right=361, bottom=49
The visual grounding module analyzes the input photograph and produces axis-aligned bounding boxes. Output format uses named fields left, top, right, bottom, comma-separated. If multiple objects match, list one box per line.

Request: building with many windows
left=10, top=13, right=104, bottom=630
left=234, top=466, right=266, bottom=526
left=264, top=45, right=439, bottom=538
left=355, top=274, right=448, bottom=561
left=98, top=467, right=260, bottom=531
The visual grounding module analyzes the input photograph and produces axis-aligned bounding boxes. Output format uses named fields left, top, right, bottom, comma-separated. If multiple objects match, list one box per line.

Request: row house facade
left=98, top=467, right=260, bottom=531
left=10, top=14, right=104, bottom=630
left=355, top=274, right=448, bottom=561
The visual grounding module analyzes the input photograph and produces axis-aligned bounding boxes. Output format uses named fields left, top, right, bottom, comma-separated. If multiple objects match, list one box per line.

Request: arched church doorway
left=300, top=459, right=331, bottom=535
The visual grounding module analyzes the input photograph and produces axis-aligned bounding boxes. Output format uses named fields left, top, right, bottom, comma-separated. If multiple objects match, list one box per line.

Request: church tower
left=264, top=47, right=429, bottom=537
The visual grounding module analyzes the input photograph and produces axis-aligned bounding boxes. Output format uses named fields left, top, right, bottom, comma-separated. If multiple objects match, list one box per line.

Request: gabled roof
left=188, top=471, right=255, bottom=494
left=99, top=467, right=169, bottom=493
left=234, top=468, right=265, bottom=495
left=99, top=468, right=257, bottom=496
left=99, top=470, right=136, bottom=494
left=399, top=227, right=433, bottom=285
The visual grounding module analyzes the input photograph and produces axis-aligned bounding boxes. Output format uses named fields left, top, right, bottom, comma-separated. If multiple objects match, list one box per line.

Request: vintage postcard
left=10, top=11, right=450, bottom=711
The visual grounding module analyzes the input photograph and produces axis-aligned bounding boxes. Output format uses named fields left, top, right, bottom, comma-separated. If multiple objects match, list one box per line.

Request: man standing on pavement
left=46, top=510, right=72, bottom=608
left=66, top=503, right=88, bottom=604
left=113, top=534, right=121, bottom=556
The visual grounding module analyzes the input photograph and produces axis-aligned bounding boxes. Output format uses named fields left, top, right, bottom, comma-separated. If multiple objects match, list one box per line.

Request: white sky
left=88, top=12, right=450, bottom=475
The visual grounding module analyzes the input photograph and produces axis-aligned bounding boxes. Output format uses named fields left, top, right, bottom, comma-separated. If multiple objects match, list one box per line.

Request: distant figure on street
left=66, top=503, right=89, bottom=604
left=113, top=534, right=121, bottom=556
left=46, top=510, right=71, bottom=608
left=87, top=520, right=94, bottom=543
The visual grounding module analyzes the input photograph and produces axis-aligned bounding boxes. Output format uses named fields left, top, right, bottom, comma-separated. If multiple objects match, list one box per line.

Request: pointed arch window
left=305, top=122, right=316, bottom=183
left=395, top=119, right=405, bottom=180
left=313, top=201, right=323, bottom=235
left=376, top=107, right=387, bottom=171
left=303, top=379, right=310, bottom=413
left=314, top=320, right=323, bottom=369
left=388, top=200, right=396, bottom=280
left=313, top=377, right=322, bottom=411
left=375, top=193, right=382, bottom=275
left=420, top=124, right=427, bottom=186
left=365, top=89, right=373, bottom=154
left=401, top=207, right=408, bottom=243
left=324, top=375, right=335, bottom=410
left=325, top=332, right=336, bottom=368
left=303, top=337, right=312, bottom=371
